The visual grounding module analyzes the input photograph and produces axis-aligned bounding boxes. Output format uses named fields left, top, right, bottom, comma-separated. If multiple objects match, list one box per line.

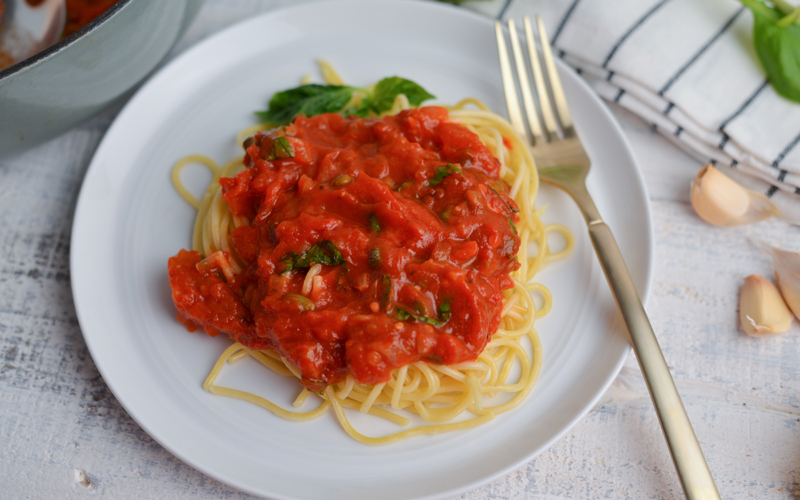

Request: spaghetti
left=168, top=66, right=573, bottom=444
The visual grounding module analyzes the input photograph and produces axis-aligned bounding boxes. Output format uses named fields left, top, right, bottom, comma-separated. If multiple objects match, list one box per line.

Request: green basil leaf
left=342, top=98, right=372, bottom=118
left=256, top=77, right=434, bottom=124
left=392, top=308, right=413, bottom=321
left=256, top=84, right=359, bottom=125
left=392, top=301, right=452, bottom=326
left=381, top=275, right=393, bottom=309
left=281, top=240, right=347, bottom=273
left=741, top=0, right=800, bottom=103
left=369, top=213, right=381, bottom=232
left=267, top=136, right=295, bottom=160
left=392, top=307, right=447, bottom=326
left=429, top=163, right=463, bottom=186
left=488, top=182, right=519, bottom=213
left=368, top=77, right=435, bottom=114
left=438, top=302, right=451, bottom=322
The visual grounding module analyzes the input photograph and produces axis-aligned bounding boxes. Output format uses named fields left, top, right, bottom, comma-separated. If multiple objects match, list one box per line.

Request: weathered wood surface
left=1, top=1, right=798, bottom=498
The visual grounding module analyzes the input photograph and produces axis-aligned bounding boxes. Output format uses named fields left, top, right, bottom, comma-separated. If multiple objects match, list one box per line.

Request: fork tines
left=495, top=16, right=575, bottom=145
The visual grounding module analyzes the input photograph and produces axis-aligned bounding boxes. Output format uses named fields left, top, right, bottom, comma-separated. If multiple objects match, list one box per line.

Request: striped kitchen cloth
left=468, top=0, right=800, bottom=224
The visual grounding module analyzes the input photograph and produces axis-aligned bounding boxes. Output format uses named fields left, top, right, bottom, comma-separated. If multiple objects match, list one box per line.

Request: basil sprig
left=281, top=240, right=347, bottom=273
left=256, top=85, right=358, bottom=125
left=740, top=0, right=800, bottom=103
left=256, top=77, right=435, bottom=125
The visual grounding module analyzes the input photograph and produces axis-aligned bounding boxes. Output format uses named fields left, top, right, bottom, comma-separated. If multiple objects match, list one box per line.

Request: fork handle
left=581, top=199, right=721, bottom=499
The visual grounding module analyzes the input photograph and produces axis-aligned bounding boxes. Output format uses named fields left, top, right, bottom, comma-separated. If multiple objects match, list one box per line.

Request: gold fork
left=495, top=16, right=721, bottom=500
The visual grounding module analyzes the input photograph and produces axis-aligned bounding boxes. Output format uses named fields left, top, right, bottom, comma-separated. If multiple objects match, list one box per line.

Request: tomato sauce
left=0, top=0, right=121, bottom=71
left=168, top=107, right=521, bottom=391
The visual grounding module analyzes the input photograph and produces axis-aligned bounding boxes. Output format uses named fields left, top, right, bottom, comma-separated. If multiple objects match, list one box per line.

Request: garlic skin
left=739, top=274, right=792, bottom=336
left=769, top=246, right=800, bottom=320
left=690, top=164, right=782, bottom=226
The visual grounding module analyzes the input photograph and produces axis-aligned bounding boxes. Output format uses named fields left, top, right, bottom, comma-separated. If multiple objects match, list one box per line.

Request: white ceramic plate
left=71, top=1, right=653, bottom=499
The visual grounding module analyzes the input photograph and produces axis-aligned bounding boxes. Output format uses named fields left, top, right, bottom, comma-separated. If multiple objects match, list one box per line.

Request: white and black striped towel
left=468, top=0, right=800, bottom=224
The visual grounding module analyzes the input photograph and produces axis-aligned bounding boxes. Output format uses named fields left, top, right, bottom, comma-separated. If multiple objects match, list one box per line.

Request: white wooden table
left=1, top=1, right=798, bottom=498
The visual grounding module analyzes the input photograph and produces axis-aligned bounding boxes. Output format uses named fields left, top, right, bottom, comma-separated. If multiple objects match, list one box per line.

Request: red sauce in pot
left=168, top=107, right=521, bottom=391
left=62, top=0, right=120, bottom=38
left=0, top=0, right=120, bottom=71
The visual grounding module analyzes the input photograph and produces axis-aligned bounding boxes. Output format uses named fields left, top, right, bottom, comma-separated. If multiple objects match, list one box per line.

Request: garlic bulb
left=766, top=245, right=800, bottom=320
left=739, top=274, right=792, bottom=336
left=690, top=164, right=782, bottom=226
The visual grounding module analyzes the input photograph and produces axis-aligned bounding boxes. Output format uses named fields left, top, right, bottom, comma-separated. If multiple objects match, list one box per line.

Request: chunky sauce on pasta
left=168, top=107, right=521, bottom=391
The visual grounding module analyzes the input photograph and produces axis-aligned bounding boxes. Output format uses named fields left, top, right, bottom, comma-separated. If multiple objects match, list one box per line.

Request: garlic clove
left=690, top=164, right=782, bottom=226
left=739, top=274, right=792, bottom=336
left=768, top=245, right=800, bottom=320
